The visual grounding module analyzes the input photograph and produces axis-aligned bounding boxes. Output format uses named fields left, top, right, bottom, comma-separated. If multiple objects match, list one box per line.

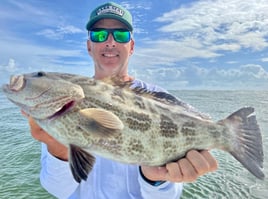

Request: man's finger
left=200, top=150, right=218, bottom=171
left=165, top=162, right=182, bottom=182
left=186, top=150, right=210, bottom=175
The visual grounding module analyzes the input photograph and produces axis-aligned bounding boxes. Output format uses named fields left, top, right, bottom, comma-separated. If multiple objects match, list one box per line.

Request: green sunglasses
left=89, top=28, right=131, bottom=43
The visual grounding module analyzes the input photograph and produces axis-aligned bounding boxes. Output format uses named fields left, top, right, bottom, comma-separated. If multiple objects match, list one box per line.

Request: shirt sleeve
left=40, top=143, right=79, bottom=198
left=138, top=171, right=183, bottom=199
left=131, top=79, right=168, bottom=93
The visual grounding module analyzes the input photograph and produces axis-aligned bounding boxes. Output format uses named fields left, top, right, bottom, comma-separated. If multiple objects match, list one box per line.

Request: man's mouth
left=103, top=53, right=118, bottom=57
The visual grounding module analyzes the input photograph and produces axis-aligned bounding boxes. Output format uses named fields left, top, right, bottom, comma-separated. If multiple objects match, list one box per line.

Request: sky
left=0, top=0, right=268, bottom=90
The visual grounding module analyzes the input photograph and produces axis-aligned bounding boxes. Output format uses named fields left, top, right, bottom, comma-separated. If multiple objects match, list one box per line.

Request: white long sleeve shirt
left=39, top=79, right=183, bottom=199
left=40, top=144, right=183, bottom=199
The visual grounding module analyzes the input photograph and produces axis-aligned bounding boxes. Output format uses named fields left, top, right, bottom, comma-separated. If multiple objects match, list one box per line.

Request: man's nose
left=105, top=33, right=116, bottom=47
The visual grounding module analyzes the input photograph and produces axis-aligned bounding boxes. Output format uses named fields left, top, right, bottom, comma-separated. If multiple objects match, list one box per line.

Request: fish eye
left=35, top=71, right=45, bottom=77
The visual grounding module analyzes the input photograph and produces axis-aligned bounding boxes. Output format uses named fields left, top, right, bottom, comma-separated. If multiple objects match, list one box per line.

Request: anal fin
left=69, top=144, right=95, bottom=183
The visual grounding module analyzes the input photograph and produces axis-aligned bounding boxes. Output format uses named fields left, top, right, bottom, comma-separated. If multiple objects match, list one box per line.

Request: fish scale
left=2, top=71, right=265, bottom=183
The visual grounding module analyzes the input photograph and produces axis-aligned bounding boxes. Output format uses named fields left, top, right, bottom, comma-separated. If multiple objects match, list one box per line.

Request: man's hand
left=21, top=110, right=69, bottom=161
left=141, top=150, right=218, bottom=183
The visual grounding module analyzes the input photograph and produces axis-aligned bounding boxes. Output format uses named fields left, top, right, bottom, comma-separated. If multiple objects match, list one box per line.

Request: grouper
left=2, top=71, right=265, bottom=182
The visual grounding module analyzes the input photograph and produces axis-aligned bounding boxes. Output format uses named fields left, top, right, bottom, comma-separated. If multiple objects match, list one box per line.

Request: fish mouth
left=2, top=75, right=25, bottom=93
left=48, top=100, right=76, bottom=120
left=9, top=75, right=25, bottom=92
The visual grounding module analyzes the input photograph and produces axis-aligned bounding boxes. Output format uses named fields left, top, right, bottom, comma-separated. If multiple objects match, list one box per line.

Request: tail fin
left=219, top=107, right=265, bottom=180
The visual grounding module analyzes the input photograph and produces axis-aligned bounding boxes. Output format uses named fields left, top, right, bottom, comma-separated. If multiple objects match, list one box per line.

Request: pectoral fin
left=69, top=144, right=95, bottom=183
left=78, top=108, right=124, bottom=137
left=79, top=108, right=124, bottom=130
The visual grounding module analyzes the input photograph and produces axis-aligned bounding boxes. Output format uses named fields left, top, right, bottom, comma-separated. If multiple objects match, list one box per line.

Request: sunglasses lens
left=113, top=30, right=131, bottom=43
left=90, top=30, right=108, bottom=42
left=90, top=29, right=131, bottom=43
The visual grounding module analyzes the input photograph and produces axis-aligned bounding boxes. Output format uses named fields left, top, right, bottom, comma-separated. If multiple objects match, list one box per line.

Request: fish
left=2, top=71, right=265, bottom=182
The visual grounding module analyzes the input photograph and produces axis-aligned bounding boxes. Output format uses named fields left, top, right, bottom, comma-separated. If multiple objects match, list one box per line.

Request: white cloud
left=0, top=57, right=94, bottom=86
left=0, top=36, right=82, bottom=64
left=128, top=0, right=268, bottom=90
left=240, top=64, right=268, bottom=79
left=0, top=58, right=18, bottom=74
left=0, top=58, right=19, bottom=85
left=0, top=0, right=89, bottom=76
left=0, top=34, right=93, bottom=85
left=235, top=32, right=268, bottom=51
left=5, top=58, right=18, bottom=72
left=0, top=0, right=85, bottom=39
left=130, top=63, right=268, bottom=90
left=121, top=1, right=152, bottom=33
left=132, top=39, right=221, bottom=67
left=261, top=57, right=268, bottom=62
left=149, top=0, right=268, bottom=61
left=37, top=25, right=83, bottom=40
left=1, top=0, right=268, bottom=90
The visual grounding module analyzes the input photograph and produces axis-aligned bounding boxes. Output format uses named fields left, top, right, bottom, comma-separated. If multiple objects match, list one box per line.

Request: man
left=24, top=2, right=218, bottom=198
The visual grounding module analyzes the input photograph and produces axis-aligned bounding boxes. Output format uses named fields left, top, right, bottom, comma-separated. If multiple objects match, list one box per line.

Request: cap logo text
left=97, top=5, right=125, bottom=16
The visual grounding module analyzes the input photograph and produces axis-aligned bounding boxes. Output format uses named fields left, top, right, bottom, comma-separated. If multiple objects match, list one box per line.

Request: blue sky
left=1, top=0, right=268, bottom=90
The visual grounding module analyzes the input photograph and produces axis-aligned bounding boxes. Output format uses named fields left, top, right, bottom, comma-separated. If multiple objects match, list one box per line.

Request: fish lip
left=9, top=75, right=25, bottom=92
left=48, top=100, right=76, bottom=120
left=2, top=75, right=25, bottom=93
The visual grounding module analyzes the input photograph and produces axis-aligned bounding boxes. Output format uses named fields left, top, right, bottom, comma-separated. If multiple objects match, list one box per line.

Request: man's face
left=87, top=19, right=134, bottom=79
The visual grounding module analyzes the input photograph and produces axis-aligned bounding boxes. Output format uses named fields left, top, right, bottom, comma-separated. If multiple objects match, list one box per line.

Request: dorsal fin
left=101, top=76, right=134, bottom=87
left=130, top=85, right=211, bottom=120
left=102, top=78, right=211, bottom=120
left=106, top=78, right=182, bottom=106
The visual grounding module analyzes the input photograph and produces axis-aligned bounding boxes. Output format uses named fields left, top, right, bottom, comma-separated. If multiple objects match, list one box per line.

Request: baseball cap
left=86, top=2, right=133, bottom=31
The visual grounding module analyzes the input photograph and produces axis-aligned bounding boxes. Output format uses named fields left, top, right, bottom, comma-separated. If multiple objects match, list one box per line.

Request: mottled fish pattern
left=2, top=72, right=265, bottom=182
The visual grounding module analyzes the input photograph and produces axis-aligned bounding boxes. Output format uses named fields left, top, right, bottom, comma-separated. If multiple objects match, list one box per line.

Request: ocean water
left=0, top=90, right=267, bottom=199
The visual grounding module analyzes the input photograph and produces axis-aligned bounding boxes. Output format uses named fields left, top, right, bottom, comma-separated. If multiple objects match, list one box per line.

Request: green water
left=1, top=90, right=267, bottom=198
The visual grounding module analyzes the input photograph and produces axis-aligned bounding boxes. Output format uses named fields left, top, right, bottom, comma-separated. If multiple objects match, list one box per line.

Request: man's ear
left=87, top=40, right=92, bottom=55
left=129, top=39, right=135, bottom=55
